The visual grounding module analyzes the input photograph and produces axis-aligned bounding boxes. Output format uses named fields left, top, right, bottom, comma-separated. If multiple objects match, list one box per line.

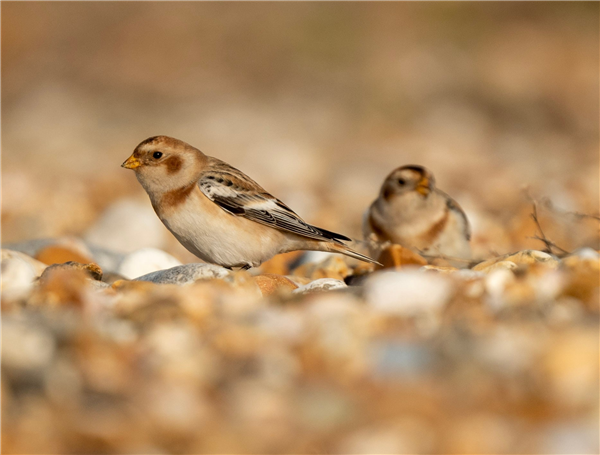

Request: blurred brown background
left=2, top=2, right=599, bottom=259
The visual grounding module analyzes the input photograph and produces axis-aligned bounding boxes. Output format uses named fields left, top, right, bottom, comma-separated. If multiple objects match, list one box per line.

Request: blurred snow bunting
left=363, top=165, right=471, bottom=261
left=122, top=136, right=378, bottom=269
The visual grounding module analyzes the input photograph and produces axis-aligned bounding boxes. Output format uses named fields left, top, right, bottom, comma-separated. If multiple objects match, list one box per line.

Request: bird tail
left=325, top=242, right=382, bottom=266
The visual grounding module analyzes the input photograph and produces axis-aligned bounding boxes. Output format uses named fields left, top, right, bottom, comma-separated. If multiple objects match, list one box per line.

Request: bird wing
left=198, top=158, right=350, bottom=243
left=443, top=192, right=471, bottom=241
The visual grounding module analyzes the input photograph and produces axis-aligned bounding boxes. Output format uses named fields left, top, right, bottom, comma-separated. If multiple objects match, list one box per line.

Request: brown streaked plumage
left=363, top=165, right=471, bottom=266
left=122, top=136, right=379, bottom=269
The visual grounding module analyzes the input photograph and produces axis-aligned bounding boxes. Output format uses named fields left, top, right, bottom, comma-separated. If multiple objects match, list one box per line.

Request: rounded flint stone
left=133, top=263, right=230, bottom=285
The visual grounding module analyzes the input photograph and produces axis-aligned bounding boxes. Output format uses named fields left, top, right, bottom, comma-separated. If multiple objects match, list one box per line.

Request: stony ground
left=1, top=237, right=598, bottom=453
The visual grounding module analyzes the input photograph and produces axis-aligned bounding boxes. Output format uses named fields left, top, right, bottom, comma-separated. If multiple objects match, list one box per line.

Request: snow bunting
left=363, top=165, right=471, bottom=261
left=122, top=136, right=378, bottom=269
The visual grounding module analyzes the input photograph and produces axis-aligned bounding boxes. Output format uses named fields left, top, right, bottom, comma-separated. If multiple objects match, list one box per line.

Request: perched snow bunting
left=122, top=136, right=378, bottom=269
left=363, top=165, right=471, bottom=261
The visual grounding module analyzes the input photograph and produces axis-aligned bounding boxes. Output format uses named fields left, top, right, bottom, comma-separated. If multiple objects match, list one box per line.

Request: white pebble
left=84, top=198, right=168, bottom=253
left=292, top=278, right=347, bottom=294
left=117, top=248, right=182, bottom=279
left=365, top=270, right=452, bottom=316
left=568, top=248, right=599, bottom=260
left=0, top=250, right=46, bottom=300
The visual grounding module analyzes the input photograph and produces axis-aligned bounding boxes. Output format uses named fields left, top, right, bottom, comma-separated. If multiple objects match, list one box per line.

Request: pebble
left=1, top=256, right=38, bottom=300
left=117, top=248, right=182, bottom=279
left=475, top=260, right=518, bottom=274
left=505, top=250, right=559, bottom=268
left=292, top=255, right=351, bottom=281
left=2, top=316, right=56, bottom=372
left=421, top=265, right=459, bottom=274
left=473, top=250, right=558, bottom=271
left=33, top=236, right=94, bottom=265
left=253, top=274, right=298, bottom=296
left=133, top=263, right=230, bottom=285
left=1, top=249, right=47, bottom=275
left=292, top=278, right=348, bottom=294
left=39, top=261, right=103, bottom=282
left=84, top=198, right=169, bottom=253
left=1, top=250, right=47, bottom=300
left=364, top=270, right=452, bottom=316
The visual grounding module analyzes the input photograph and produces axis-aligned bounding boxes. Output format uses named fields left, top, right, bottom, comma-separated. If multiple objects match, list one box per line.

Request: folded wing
left=198, top=159, right=351, bottom=244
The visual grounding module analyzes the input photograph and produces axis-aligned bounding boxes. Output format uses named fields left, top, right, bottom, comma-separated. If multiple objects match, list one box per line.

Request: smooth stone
left=39, top=261, right=103, bottom=282
left=420, top=265, right=459, bottom=274
left=505, top=250, right=559, bottom=268
left=84, top=198, right=169, bottom=253
left=133, top=263, right=230, bottom=285
left=253, top=274, right=298, bottom=296
left=1, top=258, right=37, bottom=299
left=365, top=270, right=452, bottom=316
left=117, top=248, right=182, bottom=280
left=566, top=248, right=599, bottom=260
left=473, top=250, right=558, bottom=271
left=35, top=244, right=94, bottom=265
left=292, top=278, right=347, bottom=294
left=476, top=261, right=518, bottom=274
left=1, top=249, right=47, bottom=275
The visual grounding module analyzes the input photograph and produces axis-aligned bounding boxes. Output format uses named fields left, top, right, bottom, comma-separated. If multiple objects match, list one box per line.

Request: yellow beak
left=416, top=177, right=430, bottom=196
left=122, top=155, right=142, bottom=170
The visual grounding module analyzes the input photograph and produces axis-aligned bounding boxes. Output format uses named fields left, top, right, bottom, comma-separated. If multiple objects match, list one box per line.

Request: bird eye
left=153, top=151, right=163, bottom=159
left=398, top=178, right=406, bottom=186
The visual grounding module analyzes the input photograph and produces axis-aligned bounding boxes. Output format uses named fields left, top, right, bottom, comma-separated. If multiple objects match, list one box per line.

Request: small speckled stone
left=475, top=260, right=518, bottom=274
left=505, top=250, right=558, bottom=268
left=253, top=274, right=298, bottom=296
left=133, top=263, right=230, bottom=285
left=474, top=250, right=558, bottom=272
left=292, top=278, right=347, bottom=294
left=421, top=265, right=459, bottom=274
left=39, top=261, right=103, bottom=282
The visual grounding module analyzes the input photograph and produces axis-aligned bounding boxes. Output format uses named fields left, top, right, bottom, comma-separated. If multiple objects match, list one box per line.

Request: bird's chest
left=152, top=188, right=279, bottom=266
left=157, top=190, right=236, bottom=244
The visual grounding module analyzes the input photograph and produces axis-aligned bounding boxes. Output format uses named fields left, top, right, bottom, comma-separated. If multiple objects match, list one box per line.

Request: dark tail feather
left=327, top=242, right=382, bottom=266
left=317, top=227, right=352, bottom=243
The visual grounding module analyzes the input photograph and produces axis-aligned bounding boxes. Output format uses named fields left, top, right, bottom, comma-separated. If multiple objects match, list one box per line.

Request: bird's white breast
left=157, top=187, right=287, bottom=267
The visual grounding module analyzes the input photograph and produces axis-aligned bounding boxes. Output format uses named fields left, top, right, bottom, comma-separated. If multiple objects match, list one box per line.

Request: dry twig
left=528, top=202, right=570, bottom=257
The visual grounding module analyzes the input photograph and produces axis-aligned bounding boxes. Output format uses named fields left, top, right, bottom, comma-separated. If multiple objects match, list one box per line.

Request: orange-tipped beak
left=122, top=155, right=142, bottom=170
left=416, top=176, right=430, bottom=196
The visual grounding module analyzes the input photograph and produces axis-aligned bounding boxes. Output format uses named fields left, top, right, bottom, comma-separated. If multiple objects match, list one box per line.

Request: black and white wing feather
left=198, top=159, right=350, bottom=244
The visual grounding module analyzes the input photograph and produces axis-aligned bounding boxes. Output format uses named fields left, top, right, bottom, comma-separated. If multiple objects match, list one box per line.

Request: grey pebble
left=133, top=263, right=230, bottom=285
